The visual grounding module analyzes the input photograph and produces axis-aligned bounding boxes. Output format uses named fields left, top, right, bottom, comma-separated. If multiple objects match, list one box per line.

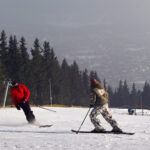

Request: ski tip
left=71, top=129, right=78, bottom=133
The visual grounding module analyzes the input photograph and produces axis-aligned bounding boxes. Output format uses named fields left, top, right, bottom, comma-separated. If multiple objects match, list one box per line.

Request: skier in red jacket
left=11, top=81, right=36, bottom=124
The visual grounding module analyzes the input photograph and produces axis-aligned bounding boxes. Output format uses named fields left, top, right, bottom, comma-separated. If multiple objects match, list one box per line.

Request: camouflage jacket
left=90, top=82, right=108, bottom=106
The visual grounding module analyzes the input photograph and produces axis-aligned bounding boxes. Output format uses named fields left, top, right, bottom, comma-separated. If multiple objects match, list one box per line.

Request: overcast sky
left=0, top=0, right=150, bottom=59
left=1, top=0, right=150, bottom=86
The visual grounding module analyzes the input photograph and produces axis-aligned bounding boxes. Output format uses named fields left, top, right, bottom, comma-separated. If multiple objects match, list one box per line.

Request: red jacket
left=11, top=84, right=30, bottom=106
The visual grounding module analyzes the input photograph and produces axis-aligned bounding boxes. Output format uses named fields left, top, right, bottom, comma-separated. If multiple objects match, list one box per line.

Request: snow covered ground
left=0, top=106, right=150, bottom=150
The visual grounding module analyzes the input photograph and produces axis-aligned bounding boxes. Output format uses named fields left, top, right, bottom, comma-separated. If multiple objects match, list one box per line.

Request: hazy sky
left=1, top=0, right=150, bottom=86
left=1, top=0, right=150, bottom=35
left=0, top=0, right=150, bottom=60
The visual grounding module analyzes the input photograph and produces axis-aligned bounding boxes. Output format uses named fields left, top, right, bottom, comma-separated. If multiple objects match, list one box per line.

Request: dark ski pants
left=19, top=102, right=36, bottom=124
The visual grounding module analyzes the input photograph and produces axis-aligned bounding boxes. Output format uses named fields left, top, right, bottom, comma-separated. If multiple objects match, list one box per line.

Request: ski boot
left=91, top=127, right=106, bottom=133
left=111, top=126, right=123, bottom=133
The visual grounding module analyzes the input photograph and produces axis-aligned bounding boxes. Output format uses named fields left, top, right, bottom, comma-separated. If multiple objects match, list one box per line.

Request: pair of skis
left=71, top=129, right=134, bottom=135
left=31, top=124, right=134, bottom=135
left=33, top=126, right=134, bottom=135
left=32, top=124, right=134, bottom=135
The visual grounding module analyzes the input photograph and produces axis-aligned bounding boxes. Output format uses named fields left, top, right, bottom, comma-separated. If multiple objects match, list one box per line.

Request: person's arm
left=22, top=85, right=30, bottom=102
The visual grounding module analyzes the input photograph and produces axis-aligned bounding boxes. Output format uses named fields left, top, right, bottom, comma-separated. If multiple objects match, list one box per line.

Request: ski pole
left=37, top=105, right=56, bottom=112
left=76, top=107, right=91, bottom=134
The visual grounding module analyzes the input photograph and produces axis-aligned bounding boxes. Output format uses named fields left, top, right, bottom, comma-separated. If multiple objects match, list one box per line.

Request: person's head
left=11, top=81, right=18, bottom=87
left=91, top=79, right=98, bottom=84
left=91, top=78, right=104, bottom=89
left=91, top=78, right=98, bottom=89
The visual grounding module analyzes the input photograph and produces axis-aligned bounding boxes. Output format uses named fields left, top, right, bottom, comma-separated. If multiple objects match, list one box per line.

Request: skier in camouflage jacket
left=89, top=79, right=122, bottom=133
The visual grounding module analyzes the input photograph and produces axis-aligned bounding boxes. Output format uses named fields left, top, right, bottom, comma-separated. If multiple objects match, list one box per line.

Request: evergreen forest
left=0, top=30, right=150, bottom=109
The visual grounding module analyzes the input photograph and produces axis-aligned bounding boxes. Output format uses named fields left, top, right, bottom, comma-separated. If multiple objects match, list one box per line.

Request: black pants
left=19, top=102, right=36, bottom=123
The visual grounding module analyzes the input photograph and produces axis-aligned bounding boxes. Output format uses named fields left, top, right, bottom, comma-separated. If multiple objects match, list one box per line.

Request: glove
left=90, top=104, right=94, bottom=108
left=16, top=105, right=20, bottom=110
left=21, top=98, right=27, bottom=104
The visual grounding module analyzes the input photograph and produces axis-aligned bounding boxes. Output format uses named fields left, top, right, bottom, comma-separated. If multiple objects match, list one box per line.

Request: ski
left=39, top=124, right=53, bottom=128
left=30, top=121, right=53, bottom=128
left=71, top=129, right=135, bottom=135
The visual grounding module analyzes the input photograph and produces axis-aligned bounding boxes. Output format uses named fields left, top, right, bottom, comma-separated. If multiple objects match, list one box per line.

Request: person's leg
left=90, top=106, right=105, bottom=132
left=101, top=104, right=122, bottom=132
left=20, top=102, right=36, bottom=123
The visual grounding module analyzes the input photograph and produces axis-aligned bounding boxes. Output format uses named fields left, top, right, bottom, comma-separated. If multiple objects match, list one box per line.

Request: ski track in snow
left=0, top=107, right=150, bottom=150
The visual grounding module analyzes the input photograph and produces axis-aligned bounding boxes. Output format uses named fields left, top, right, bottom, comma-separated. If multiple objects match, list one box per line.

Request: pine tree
left=59, top=58, right=71, bottom=105
left=42, top=41, right=61, bottom=105
left=0, top=30, right=7, bottom=104
left=0, top=30, right=8, bottom=75
left=42, top=41, right=52, bottom=104
left=116, top=80, right=124, bottom=107
left=19, top=37, right=30, bottom=84
left=69, top=61, right=81, bottom=105
left=81, top=68, right=90, bottom=106
left=103, top=79, right=107, bottom=90
left=130, top=83, right=137, bottom=108
left=142, top=81, right=150, bottom=107
left=122, top=80, right=130, bottom=107
left=0, top=59, right=5, bottom=104
left=7, top=35, right=21, bottom=81
left=82, top=68, right=90, bottom=93
left=30, top=38, right=43, bottom=104
left=107, top=85, right=114, bottom=107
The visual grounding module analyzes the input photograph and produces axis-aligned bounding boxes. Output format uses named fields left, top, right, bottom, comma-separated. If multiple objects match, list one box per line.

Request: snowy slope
left=0, top=107, right=150, bottom=150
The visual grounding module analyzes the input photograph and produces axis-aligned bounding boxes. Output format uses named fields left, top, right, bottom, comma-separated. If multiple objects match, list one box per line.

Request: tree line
left=0, top=30, right=150, bottom=109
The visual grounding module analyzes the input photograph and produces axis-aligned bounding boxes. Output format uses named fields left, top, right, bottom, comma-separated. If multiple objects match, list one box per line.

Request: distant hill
left=1, top=0, right=150, bottom=88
